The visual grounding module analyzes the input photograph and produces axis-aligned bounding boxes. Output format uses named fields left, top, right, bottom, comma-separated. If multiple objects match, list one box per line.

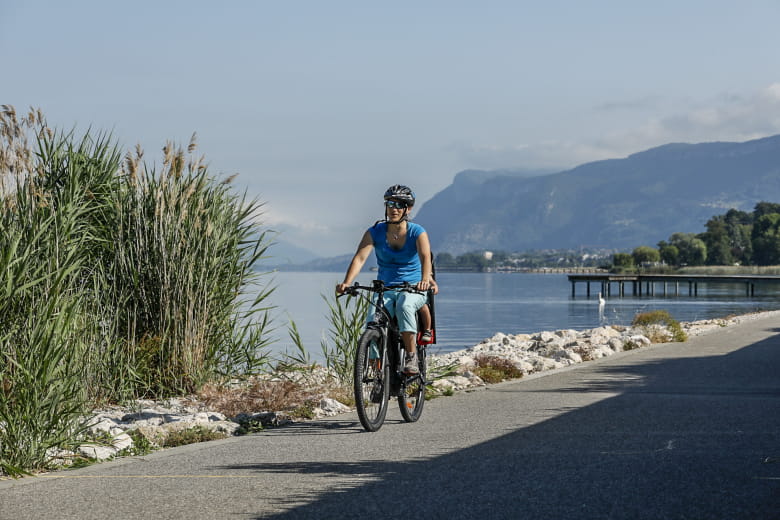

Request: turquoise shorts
left=368, top=290, right=427, bottom=333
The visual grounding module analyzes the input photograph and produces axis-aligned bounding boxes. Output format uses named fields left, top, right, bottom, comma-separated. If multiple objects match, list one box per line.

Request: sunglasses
left=385, top=200, right=408, bottom=209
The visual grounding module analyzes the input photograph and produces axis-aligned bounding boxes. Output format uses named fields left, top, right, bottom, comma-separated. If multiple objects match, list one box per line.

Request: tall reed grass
left=0, top=106, right=273, bottom=475
left=112, top=138, right=273, bottom=395
left=320, top=293, right=369, bottom=384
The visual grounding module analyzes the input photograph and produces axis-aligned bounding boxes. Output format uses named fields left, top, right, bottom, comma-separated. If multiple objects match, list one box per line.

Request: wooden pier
left=568, top=273, right=780, bottom=298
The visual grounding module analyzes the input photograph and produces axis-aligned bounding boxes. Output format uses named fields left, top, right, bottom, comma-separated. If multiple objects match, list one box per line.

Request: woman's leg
left=364, top=293, right=396, bottom=359
left=395, top=292, right=427, bottom=354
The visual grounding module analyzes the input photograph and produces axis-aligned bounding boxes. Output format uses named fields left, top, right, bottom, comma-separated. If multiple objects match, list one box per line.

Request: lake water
left=262, top=271, right=780, bottom=358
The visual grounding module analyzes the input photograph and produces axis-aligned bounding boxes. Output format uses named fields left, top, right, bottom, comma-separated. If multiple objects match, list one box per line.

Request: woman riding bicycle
left=336, top=184, right=437, bottom=375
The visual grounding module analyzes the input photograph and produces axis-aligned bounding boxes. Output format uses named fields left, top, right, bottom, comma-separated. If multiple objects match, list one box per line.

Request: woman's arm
left=336, top=230, right=374, bottom=294
left=416, top=231, right=437, bottom=294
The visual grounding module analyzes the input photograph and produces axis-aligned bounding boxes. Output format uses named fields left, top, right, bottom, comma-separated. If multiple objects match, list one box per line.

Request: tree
left=668, top=232, right=707, bottom=266
left=631, top=246, right=660, bottom=266
left=456, top=252, right=488, bottom=270
left=753, top=202, right=780, bottom=218
left=658, top=243, right=679, bottom=266
left=699, top=215, right=733, bottom=265
left=751, top=213, right=780, bottom=265
left=612, top=252, right=634, bottom=269
left=723, top=208, right=753, bottom=265
left=435, top=252, right=454, bottom=267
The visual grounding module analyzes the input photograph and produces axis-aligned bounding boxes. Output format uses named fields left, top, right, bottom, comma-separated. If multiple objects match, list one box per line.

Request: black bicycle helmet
left=383, top=184, right=415, bottom=206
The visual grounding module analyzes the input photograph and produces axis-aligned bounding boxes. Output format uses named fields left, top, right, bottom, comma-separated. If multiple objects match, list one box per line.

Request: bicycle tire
left=354, top=328, right=389, bottom=432
left=398, top=345, right=426, bottom=422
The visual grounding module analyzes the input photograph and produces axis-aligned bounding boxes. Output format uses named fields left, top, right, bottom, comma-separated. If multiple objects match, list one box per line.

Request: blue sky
left=3, top=1, right=780, bottom=256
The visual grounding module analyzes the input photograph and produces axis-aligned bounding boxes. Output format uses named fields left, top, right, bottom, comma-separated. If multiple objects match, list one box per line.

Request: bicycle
left=341, top=280, right=434, bottom=432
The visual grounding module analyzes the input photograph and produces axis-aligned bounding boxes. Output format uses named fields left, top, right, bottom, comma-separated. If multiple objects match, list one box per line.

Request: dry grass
left=473, top=355, right=524, bottom=384
left=196, top=376, right=351, bottom=418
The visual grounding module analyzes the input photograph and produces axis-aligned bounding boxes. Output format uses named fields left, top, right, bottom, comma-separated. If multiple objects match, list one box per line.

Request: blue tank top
left=369, top=221, right=425, bottom=285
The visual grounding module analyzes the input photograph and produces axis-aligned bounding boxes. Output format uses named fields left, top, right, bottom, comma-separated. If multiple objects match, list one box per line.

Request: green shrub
left=473, top=355, right=523, bottom=383
left=632, top=310, right=687, bottom=342
left=162, top=426, right=227, bottom=448
left=119, top=430, right=155, bottom=456
left=289, top=401, right=317, bottom=420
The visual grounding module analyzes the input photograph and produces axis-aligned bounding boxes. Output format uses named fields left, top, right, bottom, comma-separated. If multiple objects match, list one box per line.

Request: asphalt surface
left=1, top=316, right=779, bottom=520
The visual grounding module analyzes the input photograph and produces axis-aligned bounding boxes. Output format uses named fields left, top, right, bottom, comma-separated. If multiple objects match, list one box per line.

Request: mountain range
left=416, top=134, right=780, bottom=255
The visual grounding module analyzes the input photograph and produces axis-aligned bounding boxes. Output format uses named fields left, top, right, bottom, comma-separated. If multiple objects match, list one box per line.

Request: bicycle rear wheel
left=354, top=328, right=389, bottom=432
left=398, top=345, right=426, bottom=422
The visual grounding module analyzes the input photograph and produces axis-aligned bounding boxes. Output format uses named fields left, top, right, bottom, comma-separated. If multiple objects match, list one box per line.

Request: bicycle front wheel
left=354, top=328, right=389, bottom=432
left=398, top=345, right=426, bottom=422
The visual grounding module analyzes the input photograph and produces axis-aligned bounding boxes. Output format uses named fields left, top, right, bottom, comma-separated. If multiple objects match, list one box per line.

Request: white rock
left=458, top=355, right=475, bottom=367
left=595, top=346, right=615, bottom=358
left=532, top=357, right=558, bottom=371
left=319, top=397, right=350, bottom=415
left=46, top=447, right=76, bottom=467
left=193, top=412, right=212, bottom=425
left=128, top=417, right=164, bottom=428
left=432, top=379, right=455, bottom=391
left=209, top=420, right=240, bottom=436
left=87, top=418, right=119, bottom=435
left=433, top=375, right=472, bottom=391
left=536, top=331, right=558, bottom=343
left=448, top=376, right=471, bottom=389
left=78, top=444, right=118, bottom=461
left=111, top=433, right=133, bottom=451
left=607, top=338, right=622, bottom=351
left=629, top=335, right=651, bottom=346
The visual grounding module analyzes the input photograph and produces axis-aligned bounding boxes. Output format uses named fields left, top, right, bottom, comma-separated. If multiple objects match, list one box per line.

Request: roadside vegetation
left=631, top=310, right=687, bottom=343
left=473, top=355, right=524, bottom=383
left=0, top=106, right=272, bottom=476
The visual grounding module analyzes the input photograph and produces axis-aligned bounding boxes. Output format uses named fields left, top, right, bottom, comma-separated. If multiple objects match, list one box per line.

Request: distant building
left=483, top=251, right=493, bottom=260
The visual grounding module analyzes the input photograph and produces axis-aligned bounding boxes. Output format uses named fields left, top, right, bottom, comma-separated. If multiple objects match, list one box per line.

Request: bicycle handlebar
left=339, top=280, right=425, bottom=298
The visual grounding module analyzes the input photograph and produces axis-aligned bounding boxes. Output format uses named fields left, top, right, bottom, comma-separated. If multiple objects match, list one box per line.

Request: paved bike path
left=2, top=316, right=779, bottom=519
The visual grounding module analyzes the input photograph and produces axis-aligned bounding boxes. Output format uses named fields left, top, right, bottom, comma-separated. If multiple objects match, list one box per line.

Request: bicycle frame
left=347, top=280, right=426, bottom=393
left=345, top=280, right=430, bottom=431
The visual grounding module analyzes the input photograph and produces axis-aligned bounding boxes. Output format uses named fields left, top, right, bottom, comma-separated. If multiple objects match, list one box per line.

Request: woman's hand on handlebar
left=416, top=279, right=438, bottom=294
left=335, top=282, right=350, bottom=295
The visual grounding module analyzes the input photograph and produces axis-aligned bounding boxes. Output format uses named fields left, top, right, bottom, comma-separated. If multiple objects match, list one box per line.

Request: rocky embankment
left=43, top=311, right=780, bottom=466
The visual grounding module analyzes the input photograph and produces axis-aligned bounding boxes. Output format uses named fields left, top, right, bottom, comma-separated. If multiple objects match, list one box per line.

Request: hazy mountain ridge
left=272, top=253, right=378, bottom=272
left=416, top=135, right=780, bottom=255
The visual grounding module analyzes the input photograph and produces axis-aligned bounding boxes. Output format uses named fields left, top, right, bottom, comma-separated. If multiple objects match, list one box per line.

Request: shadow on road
left=220, top=333, right=780, bottom=520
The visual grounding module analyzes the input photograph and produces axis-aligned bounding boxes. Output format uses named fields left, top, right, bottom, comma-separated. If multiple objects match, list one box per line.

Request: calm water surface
left=263, top=271, right=780, bottom=358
